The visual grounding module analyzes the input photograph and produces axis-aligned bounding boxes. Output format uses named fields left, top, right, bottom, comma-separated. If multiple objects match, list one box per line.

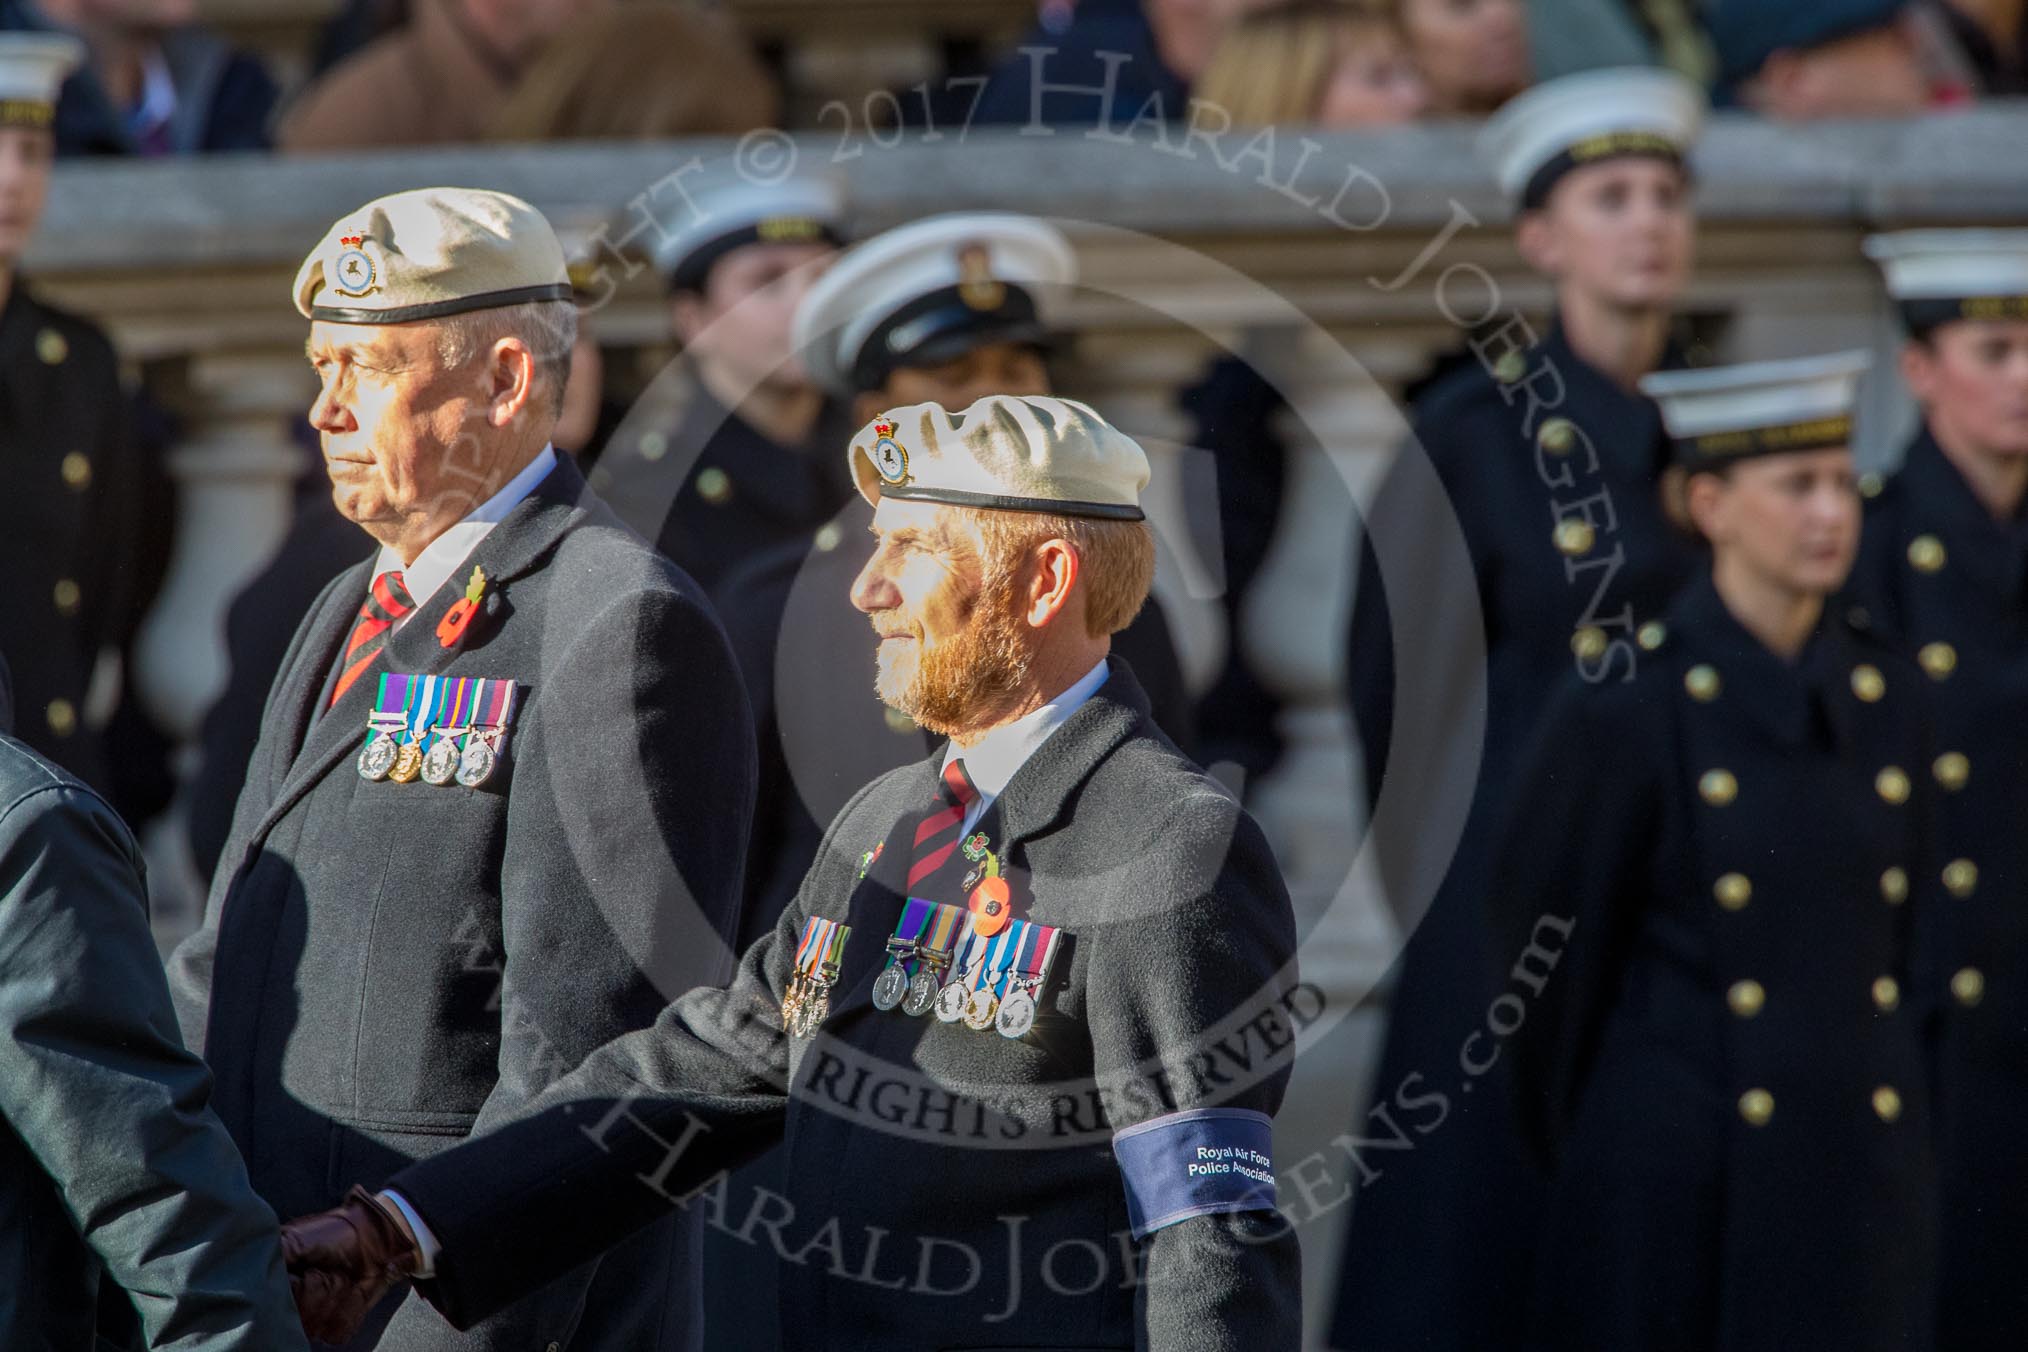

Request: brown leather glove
left=280, top=1186, right=423, bottom=1344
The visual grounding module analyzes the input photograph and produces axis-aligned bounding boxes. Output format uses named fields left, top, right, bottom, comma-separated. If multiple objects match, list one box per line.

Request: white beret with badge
left=851, top=393, right=1148, bottom=522
left=793, top=212, right=1076, bottom=395
left=650, top=171, right=846, bottom=293
left=1641, top=350, right=1871, bottom=473
left=0, top=32, right=82, bottom=129
left=1865, top=229, right=2028, bottom=334
left=293, top=187, right=573, bottom=324
left=1480, top=66, right=1706, bottom=208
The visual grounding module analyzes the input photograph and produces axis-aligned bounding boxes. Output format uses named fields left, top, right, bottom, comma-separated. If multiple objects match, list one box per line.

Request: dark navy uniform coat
left=170, top=456, right=756, bottom=1351
left=1489, top=574, right=1940, bottom=1352
left=1332, top=322, right=1700, bottom=1351
left=0, top=284, right=143, bottom=795
left=1842, top=425, right=2028, bottom=1350
left=385, top=660, right=1304, bottom=1351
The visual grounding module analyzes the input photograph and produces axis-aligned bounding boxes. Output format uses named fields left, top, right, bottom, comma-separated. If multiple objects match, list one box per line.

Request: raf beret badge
left=871, top=420, right=911, bottom=487
left=331, top=233, right=381, bottom=299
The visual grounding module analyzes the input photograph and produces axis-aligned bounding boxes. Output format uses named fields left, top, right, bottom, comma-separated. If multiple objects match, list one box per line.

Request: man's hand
left=280, top=1186, right=423, bottom=1343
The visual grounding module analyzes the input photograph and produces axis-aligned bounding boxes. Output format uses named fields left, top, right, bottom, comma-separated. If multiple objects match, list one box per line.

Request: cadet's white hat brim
left=794, top=213, right=1077, bottom=395
left=1479, top=67, right=1706, bottom=203
left=0, top=32, right=82, bottom=111
left=1864, top=229, right=2028, bottom=301
left=1642, top=349, right=1871, bottom=440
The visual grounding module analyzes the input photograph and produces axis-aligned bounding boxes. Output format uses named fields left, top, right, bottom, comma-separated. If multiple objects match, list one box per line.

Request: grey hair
left=433, top=299, right=579, bottom=418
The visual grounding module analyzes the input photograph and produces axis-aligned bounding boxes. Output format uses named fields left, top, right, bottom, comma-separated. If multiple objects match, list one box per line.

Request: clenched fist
left=281, top=1186, right=423, bottom=1343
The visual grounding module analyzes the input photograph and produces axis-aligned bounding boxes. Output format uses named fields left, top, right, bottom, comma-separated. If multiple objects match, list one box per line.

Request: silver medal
left=357, top=731, right=398, bottom=781
left=872, top=963, right=909, bottom=1011
left=455, top=736, right=497, bottom=788
left=902, top=968, right=939, bottom=1017
left=421, top=734, right=461, bottom=786
left=934, top=980, right=971, bottom=1023
left=995, top=989, right=1037, bottom=1039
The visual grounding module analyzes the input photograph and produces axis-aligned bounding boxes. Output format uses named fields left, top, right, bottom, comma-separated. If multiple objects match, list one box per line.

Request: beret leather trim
left=310, top=282, right=576, bottom=325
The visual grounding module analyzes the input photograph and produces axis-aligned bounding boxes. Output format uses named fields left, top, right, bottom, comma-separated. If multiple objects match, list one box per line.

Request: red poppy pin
left=437, top=566, right=486, bottom=649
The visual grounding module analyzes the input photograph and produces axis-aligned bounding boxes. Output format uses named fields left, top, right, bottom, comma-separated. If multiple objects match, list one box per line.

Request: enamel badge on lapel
left=858, top=842, right=884, bottom=880
left=437, top=566, right=486, bottom=650
left=962, top=832, right=1012, bottom=937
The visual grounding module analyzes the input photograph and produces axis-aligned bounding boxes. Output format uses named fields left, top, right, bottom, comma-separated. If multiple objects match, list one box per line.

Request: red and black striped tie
left=329, top=569, right=414, bottom=708
left=907, top=759, right=979, bottom=892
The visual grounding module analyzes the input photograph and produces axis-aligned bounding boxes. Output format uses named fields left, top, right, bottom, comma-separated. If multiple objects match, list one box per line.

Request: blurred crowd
left=0, top=0, right=2021, bottom=158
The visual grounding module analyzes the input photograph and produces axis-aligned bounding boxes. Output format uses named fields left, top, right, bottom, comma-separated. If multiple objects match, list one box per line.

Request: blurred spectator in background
left=972, top=0, right=1274, bottom=128
left=1525, top=0, right=1715, bottom=85
left=0, top=0, right=276, bottom=154
left=1707, top=0, right=1959, bottom=115
left=1196, top=0, right=1427, bottom=126
left=488, top=2, right=778, bottom=140
left=1939, top=0, right=2025, bottom=92
left=0, top=32, right=155, bottom=806
left=276, top=0, right=601, bottom=149
left=309, top=0, right=407, bottom=78
left=1399, top=0, right=1531, bottom=114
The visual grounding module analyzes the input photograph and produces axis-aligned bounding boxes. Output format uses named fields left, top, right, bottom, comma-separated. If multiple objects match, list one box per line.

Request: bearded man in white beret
left=279, top=393, right=1304, bottom=1351
left=169, top=187, right=758, bottom=1351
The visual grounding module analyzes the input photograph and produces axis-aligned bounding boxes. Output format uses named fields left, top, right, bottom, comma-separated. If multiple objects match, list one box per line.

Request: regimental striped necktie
left=329, top=570, right=415, bottom=708
left=907, top=758, right=980, bottom=892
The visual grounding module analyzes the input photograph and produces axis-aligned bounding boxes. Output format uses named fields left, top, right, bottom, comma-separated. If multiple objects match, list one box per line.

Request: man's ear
left=487, top=337, right=538, bottom=427
left=1514, top=209, right=1559, bottom=276
left=1899, top=339, right=1938, bottom=408
left=1025, top=537, right=1082, bottom=628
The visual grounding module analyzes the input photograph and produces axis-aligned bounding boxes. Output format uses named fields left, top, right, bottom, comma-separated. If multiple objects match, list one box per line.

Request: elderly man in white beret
left=169, top=186, right=758, bottom=1352
left=279, top=394, right=1304, bottom=1351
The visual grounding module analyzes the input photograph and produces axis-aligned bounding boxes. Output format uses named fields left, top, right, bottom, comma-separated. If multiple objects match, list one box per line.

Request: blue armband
left=1112, top=1107, right=1277, bottom=1239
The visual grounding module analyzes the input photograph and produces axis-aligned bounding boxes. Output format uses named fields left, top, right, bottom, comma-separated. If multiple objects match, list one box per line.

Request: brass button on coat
left=1538, top=417, right=1575, bottom=453
left=1849, top=664, right=1885, bottom=702
left=1872, top=1086, right=1903, bottom=1123
left=1907, top=535, right=1946, bottom=572
left=1880, top=867, right=1909, bottom=905
left=1933, top=752, right=1970, bottom=792
left=1871, top=976, right=1900, bottom=1012
left=696, top=467, right=733, bottom=504
left=52, top=579, right=79, bottom=615
left=1713, top=872, right=1752, bottom=910
left=36, top=328, right=67, bottom=365
left=1952, top=967, right=1986, bottom=1007
left=1918, top=641, right=1958, bottom=680
left=1685, top=665, right=1721, bottom=701
left=1699, top=769, right=1737, bottom=806
left=60, top=452, right=91, bottom=490
left=1637, top=620, right=1667, bottom=651
left=1727, top=980, right=1765, bottom=1018
left=1570, top=626, right=1607, bottom=661
left=1944, top=859, right=1979, bottom=898
left=1738, top=1089, right=1774, bottom=1126
left=1875, top=766, right=1910, bottom=805
left=45, top=699, right=75, bottom=737
left=1553, top=518, right=1595, bottom=557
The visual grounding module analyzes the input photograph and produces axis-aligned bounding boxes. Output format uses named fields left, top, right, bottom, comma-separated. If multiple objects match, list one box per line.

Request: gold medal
left=389, top=742, right=424, bottom=783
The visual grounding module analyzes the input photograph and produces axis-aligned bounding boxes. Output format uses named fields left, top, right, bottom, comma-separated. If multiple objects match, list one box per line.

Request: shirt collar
left=941, top=658, right=1110, bottom=819
left=376, top=445, right=558, bottom=612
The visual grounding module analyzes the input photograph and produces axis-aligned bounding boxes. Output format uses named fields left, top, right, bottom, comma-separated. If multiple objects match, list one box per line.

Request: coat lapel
left=250, top=456, right=592, bottom=844
left=986, top=656, right=1148, bottom=858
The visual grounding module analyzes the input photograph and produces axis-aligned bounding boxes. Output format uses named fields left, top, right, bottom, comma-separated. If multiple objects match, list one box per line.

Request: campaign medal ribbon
left=963, top=922, right=1022, bottom=1031
left=357, top=673, right=412, bottom=781
left=903, top=903, right=965, bottom=1016
left=422, top=677, right=474, bottom=786
left=995, top=922, right=1062, bottom=1040
left=389, top=674, right=438, bottom=782
left=784, top=916, right=850, bottom=1037
left=457, top=678, right=518, bottom=788
left=934, top=915, right=985, bottom=1022
left=873, top=899, right=935, bottom=1012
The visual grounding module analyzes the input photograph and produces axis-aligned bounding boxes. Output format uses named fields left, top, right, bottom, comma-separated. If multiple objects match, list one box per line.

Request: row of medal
left=782, top=901, right=1064, bottom=1042
left=357, top=673, right=518, bottom=789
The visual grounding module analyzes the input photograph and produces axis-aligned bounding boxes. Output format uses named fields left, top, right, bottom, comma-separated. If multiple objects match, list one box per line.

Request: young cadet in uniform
left=589, top=172, right=853, bottom=600
left=791, top=210, right=1197, bottom=751
left=276, top=395, right=1304, bottom=1352
left=0, top=34, right=146, bottom=796
left=1332, top=68, right=1706, bottom=1352
left=168, top=188, right=757, bottom=1352
left=1851, top=229, right=2028, bottom=1351
left=0, top=654, right=310, bottom=1351
left=1488, top=351, right=1939, bottom=1352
